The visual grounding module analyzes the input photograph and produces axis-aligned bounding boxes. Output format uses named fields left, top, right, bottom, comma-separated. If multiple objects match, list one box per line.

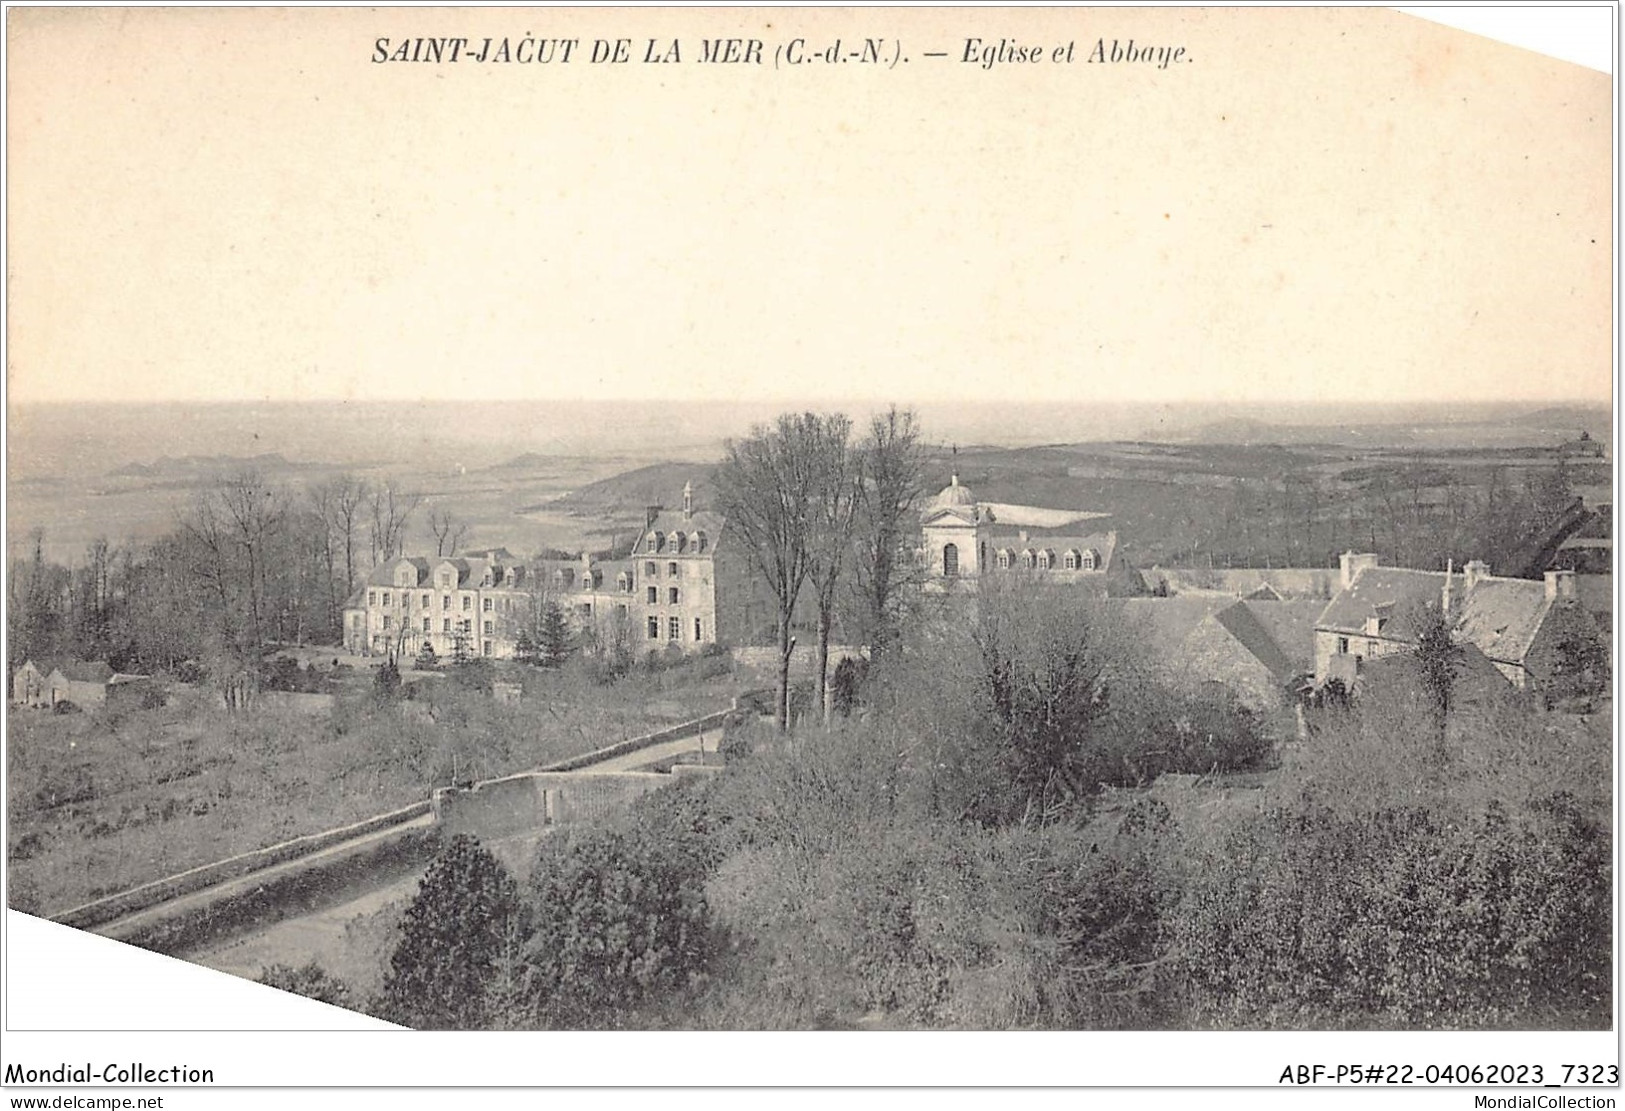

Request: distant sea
left=6, top=398, right=1610, bottom=481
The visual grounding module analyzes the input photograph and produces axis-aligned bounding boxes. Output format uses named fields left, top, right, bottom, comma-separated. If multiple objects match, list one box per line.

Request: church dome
left=934, top=474, right=976, bottom=508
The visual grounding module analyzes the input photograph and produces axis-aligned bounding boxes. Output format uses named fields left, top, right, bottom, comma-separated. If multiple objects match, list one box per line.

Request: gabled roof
left=1213, top=602, right=1297, bottom=683
left=1245, top=600, right=1325, bottom=677
left=1455, top=578, right=1552, bottom=666
left=48, top=660, right=114, bottom=684
left=1315, top=568, right=1453, bottom=641
left=1318, top=564, right=1558, bottom=668
left=365, top=557, right=431, bottom=587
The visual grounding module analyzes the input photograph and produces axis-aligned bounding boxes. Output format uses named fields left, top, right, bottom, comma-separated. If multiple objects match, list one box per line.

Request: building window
left=648, top=617, right=660, bottom=639
left=483, top=641, right=493, bottom=656
left=696, top=531, right=708, bottom=553
left=462, top=596, right=472, bottom=611
left=382, top=592, right=392, bottom=607
left=647, top=586, right=658, bottom=604
left=439, top=573, right=452, bottom=588
left=421, top=593, right=429, bottom=608
left=618, top=572, right=631, bottom=592
left=1080, top=550, right=1098, bottom=571
left=442, top=595, right=451, bottom=610
left=382, top=615, right=392, bottom=629
left=1337, top=636, right=1350, bottom=655
left=422, top=618, right=430, bottom=633
left=462, top=618, right=472, bottom=633
left=1038, top=550, right=1053, bottom=570
left=580, top=603, right=593, bottom=617
left=1021, top=549, right=1036, bottom=570
left=646, top=561, right=657, bottom=577
left=617, top=604, right=628, bottom=618
left=694, top=618, right=703, bottom=642
left=443, top=618, right=452, bottom=633
left=997, top=550, right=1011, bottom=570
left=368, top=591, right=376, bottom=606
left=483, top=598, right=492, bottom=612
left=942, top=542, right=959, bottom=578
left=668, top=617, right=681, bottom=640
left=668, top=562, right=679, bottom=577
left=483, top=620, right=493, bottom=635
left=669, top=587, right=681, bottom=605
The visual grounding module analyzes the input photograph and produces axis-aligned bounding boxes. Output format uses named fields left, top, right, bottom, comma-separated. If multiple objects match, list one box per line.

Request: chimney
left=1441, top=558, right=1453, bottom=616
left=683, top=480, right=694, bottom=520
left=644, top=505, right=662, bottom=530
left=1544, top=568, right=1577, bottom=601
left=1018, top=529, right=1029, bottom=545
left=1339, top=551, right=1379, bottom=590
left=1463, top=559, right=1490, bottom=593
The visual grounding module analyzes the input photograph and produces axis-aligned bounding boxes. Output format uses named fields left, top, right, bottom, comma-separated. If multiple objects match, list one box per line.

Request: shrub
left=258, top=961, right=353, bottom=1008
left=520, top=824, right=715, bottom=1027
left=1166, top=794, right=1611, bottom=1028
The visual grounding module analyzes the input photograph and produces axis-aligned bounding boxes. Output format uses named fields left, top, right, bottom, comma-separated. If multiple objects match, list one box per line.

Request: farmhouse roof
left=1315, top=567, right=1456, bottom=641
left=47, top=660, right=115, bottom=683
left=1454, top=577, right=1552, bottom=666
left=1318, top=563, right=1560, bottom=668
left=1245, top=600, right=1325, bottom=677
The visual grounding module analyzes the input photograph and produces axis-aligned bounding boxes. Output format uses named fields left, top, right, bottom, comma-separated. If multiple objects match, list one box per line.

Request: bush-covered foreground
left=267, top=586, right=1611, bottom=1030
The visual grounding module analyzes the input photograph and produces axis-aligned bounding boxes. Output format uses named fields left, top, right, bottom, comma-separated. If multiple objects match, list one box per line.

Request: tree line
left=7, top=471, right=438, bottom=677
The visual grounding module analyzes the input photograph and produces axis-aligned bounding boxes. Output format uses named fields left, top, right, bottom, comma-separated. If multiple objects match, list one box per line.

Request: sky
left=5, top=7, right=1614, bottom=408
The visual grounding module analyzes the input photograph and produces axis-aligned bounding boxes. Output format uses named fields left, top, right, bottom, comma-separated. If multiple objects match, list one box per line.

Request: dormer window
left=1038, top=550, right=1054, bottom=570
left=1080, top=549, right=1098, bottom=571
left=1063, top=549, right=1082, bottom=570
left=674, top=532, right=687, bottom=554
left=617, top=572, right=632, bottom=593
left=1021, top=549, right=1037, bottom=570
left=997, top=549, right=1012, bottom=570
left=653, top=532, right=666, bottom=553
left=696, top=531, right=708, bottom=553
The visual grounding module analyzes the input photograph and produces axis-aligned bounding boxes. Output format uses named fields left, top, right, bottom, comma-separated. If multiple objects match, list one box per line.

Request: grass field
left=6, top=659, right=735, bottom=916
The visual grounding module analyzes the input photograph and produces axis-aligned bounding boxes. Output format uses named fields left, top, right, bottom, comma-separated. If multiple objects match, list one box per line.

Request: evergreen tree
left=514, top=629, right=538, bottom=667
left=381, top=834, right=525, bottom=1029
left=1413, top=602, right=1464, bottom=742
left=415, top=639, right=438, bottom=670
left=538, top=601, right=571, bottom=668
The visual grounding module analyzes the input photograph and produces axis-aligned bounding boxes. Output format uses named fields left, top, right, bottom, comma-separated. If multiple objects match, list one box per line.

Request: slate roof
left=1245, top=600, right=1325, bottom=677
left=1213, top=603, right=1296, bottom=683
left=1455, top=578, right=1552, bottom=667
left=365, top=555, right=529, bottom=590
left=1318, top=565, right=1559, bottom=669
left=986, top=531, right=1118, bottom=573
left=633, top=509, right=724, bottom=556
left=1315, top=568, right=1456, bottom=642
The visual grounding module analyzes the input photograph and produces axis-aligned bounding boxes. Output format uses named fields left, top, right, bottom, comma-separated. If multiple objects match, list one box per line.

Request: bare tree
left=714, top=413, right=824, bottom=732
left=369, top=482, right=423, bottom=565
left=805, top=414, right=861, bottom=726
left=853, top=406, right=926, bottom=664
left=428, top=507, right=469, bottom=558
left=313, top=474, right=369, bottom=625
left=215, top=469, right=287, bottom=649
